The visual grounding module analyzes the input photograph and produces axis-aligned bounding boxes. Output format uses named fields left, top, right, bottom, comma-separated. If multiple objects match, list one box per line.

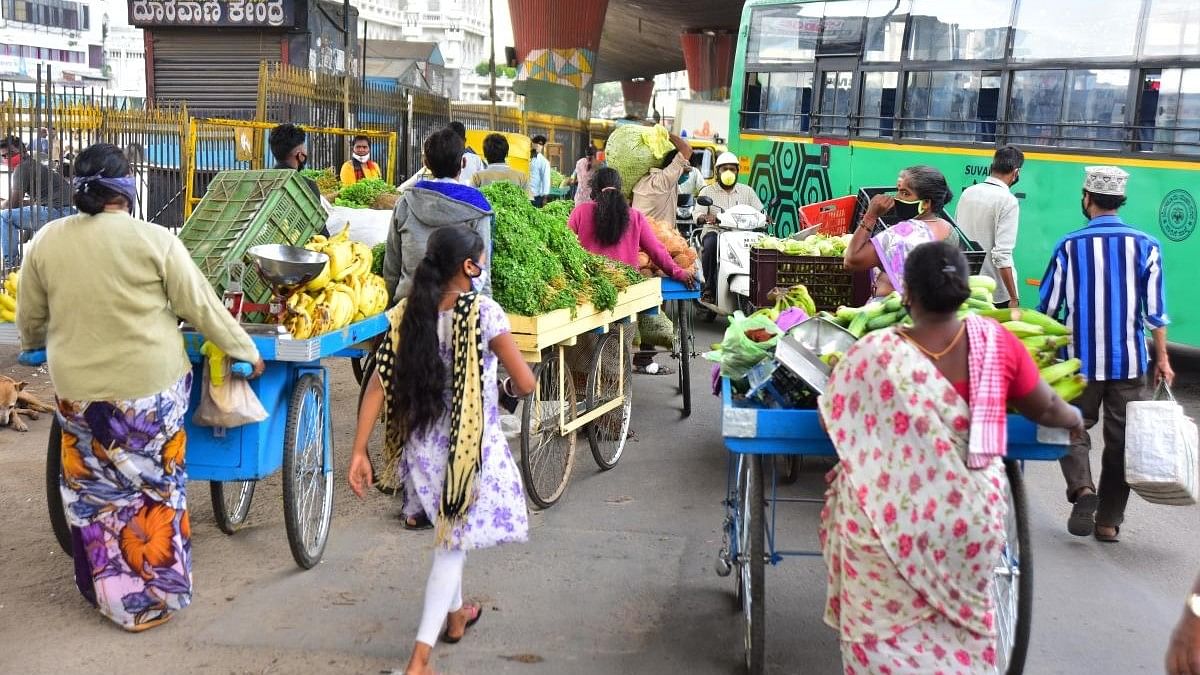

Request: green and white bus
left=728, top=0, right=1199, bottom=346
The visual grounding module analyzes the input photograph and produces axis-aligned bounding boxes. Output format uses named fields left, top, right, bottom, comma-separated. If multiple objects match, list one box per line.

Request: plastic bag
left=703, top=311, right=782, bottom=381
left=1125, top=384, right=1198, bottom=505
left=638, top=311, right=675, bottom=349
left=604, top=124, right=673, bottom=199
left=193, top=349, right=268, bottom=429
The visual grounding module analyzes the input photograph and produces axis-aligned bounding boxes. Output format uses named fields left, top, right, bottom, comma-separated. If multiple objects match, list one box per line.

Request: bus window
left=1062, top=69, right=1129, bottom=152
left=863, top=0, right=910, bottom=62
left=859, top=71, right=899, bottom=138
left=1136, top=69, right=1200, bottom=156
left=746, top=3, right=821, bottom=65
left=902, top=70, right=1000, bottom=143
left=819, top=1, right=868, bottom=56
left=1008, top=71, right=1066, bottom=147
left=817, top=69, right=855, bottom=136
left=905, top=0, right=1011, bottom=61
left=1013, top=0, right=1138, bottom=60
left=753, top=71, right=815, bottom=134
left=1142, top=0, right=1200, bottom=57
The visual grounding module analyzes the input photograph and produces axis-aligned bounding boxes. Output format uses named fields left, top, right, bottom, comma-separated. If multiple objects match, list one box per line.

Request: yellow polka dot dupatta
left=374, top=293, right=485, bottom=545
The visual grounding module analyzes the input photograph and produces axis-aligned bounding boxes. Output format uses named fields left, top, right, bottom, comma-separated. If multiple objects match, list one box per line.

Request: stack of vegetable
left=281, top=229, right=390, bottom=339
left=604, top=124, right=674, bottom=199
left=300, top=168, right=341, bottom=200
left=334, top=178, right=396, bottom=210
left=825, top=275, right=1000, bottom=338
left=639, top=217, right=698, bottom=277
left=550, top=168, right=568, bottom=190
left=0, top=271, right=18, bottom=323
left=755, top=233, right=853, bottom=258
left=482, top=182, right=643, bottom=316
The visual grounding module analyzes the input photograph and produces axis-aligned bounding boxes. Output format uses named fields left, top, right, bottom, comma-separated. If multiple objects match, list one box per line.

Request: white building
left=354, top=0, right=505, bottom=101
left=100, top=0, right=145, bottom=98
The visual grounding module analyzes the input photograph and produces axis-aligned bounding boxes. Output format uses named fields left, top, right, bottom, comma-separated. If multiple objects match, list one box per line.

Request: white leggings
left=416, top=547, right=466, bottom=647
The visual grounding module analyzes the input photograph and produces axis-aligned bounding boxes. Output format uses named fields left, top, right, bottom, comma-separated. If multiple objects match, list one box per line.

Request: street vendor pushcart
left=717, top=377, right=1070, bottom=675
left=662, top=278, right=700, bottom=417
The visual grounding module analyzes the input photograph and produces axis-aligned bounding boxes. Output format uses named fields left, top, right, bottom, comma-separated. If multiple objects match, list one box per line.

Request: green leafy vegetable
left=300, top=167, right=340, bottom=195
left=335, top=178, right=393, bottom=209
left=481, top=182, right=641, bottom=316
left=370, top=242, right=386, bottom=275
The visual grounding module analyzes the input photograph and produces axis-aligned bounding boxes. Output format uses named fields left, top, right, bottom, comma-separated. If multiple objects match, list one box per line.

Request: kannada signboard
left=128, top=0, right=295, bottom=28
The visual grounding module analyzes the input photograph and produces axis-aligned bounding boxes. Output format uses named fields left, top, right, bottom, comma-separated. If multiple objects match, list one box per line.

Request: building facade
left=0, top=0, right=108, bottom=85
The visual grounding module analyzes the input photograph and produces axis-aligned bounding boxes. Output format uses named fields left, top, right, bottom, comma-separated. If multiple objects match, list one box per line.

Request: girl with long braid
left=349, top=225, right=536, bottom=675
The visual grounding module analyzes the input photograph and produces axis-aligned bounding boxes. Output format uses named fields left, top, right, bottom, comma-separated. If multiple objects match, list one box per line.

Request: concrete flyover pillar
left=509, top=0, right=609, bottom=118
left=680, top=30, right=736, bottom=101
left=621, top=79, right=655, bottom=120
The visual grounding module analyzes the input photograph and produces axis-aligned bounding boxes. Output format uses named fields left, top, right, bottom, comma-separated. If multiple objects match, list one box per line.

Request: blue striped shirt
left=1037, top=215, right=1169, bottom=381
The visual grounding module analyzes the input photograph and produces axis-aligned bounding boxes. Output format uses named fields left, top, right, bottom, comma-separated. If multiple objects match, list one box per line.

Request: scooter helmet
left=715, top=151, right=739, bottom=171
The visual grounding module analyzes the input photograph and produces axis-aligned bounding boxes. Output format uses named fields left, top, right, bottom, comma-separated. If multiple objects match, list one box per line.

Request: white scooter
left=694, top=196, right=780, bottom=319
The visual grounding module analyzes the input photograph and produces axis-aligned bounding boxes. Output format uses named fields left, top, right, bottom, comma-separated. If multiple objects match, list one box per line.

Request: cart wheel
left=738, top=453, right=766, bottom=675
left=994, top=460, right=1033, bottom=675
left=354, top=353, right=396, bottom=496
left=46, top=417, right=72, bottom=556
left=282, top=373, right=334, bottom=569
left=586, top=325, right=633, bottom=471
left=350, top=356, right=365, bottom=385
left=776, top=455, right=802, bottom=485
left=520, top=349, right=577, bottom=509
left=210, top=480, right=256, bottom=534
left=737, top=295, right=756, bottom=317
left=673, top=301, right=693, bottom=418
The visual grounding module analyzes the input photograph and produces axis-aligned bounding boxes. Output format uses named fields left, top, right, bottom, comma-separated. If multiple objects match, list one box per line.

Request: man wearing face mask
left=693, top=152, right=763, bottom=302
left=1, top=136, right=75, bottom=266
left=954, top=145, right=1024, bottom=307
left=340, top=135, right=382, bottom=187
left=269, top=123, right=322, bottom=202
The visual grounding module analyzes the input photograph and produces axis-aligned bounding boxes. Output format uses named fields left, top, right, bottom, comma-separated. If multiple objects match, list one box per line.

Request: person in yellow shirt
left=340, top=135, right=381, bottom=186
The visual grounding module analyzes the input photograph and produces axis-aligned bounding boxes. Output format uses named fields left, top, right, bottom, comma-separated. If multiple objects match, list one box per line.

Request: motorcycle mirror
left=696, top=196, right=713, bottom=207
left=767, top=196, right=782, bottom=209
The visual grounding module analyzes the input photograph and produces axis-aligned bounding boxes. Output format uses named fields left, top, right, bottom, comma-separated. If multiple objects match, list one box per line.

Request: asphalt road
left=0, top=326, right=1197, bottom=675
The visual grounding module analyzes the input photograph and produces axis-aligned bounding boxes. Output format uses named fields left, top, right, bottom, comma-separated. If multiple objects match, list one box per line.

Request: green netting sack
left=604, top=124, right=674, bottom=199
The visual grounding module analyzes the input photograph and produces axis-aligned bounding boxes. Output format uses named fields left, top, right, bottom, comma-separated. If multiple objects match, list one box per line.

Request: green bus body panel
left=727, top=0, right=1198, bottom=348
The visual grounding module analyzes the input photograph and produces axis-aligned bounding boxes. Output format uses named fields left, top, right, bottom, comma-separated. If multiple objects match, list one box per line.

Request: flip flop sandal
left=440, top=603, right=483, bottom=644
left=1067, top=492, right=1099, bottom=537
left=634, top=363, right=675, bottom=376
left=402, top=513, right=433, bottom=531
left=1095, top=525, right=1120, bottom=543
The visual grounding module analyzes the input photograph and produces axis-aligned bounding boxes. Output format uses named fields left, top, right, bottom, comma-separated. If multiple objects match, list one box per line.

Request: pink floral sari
left=819, top=328, right=1007, bottom=674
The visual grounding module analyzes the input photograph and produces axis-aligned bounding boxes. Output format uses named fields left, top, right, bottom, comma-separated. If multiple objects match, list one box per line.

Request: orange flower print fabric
left=55, top=373, right=193, bottom=631
left=819, top=330, right=1007, bottom=674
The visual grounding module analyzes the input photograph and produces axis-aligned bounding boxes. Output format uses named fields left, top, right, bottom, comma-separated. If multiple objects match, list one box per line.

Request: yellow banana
left=0, top=308, right=14, bottom=323
left=305, top=261, right=331, bottom=292
left=327, top=242, right=354, bottom=280
left=0, top=292, right=16, bottom=312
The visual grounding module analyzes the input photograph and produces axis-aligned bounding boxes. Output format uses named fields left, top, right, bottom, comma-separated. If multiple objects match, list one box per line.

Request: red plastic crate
left=749, top=249, right=856, bottom=311
left=799, top=195, right=858, bottom=236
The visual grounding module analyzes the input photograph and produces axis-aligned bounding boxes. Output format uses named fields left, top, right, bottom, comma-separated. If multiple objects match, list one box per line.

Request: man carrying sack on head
left=1038, top=165, right=1174, bottom=543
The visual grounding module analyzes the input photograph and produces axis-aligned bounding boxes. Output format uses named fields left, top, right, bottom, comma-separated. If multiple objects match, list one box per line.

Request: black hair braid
left=393, top=225, right=484, bottom=434
left=590, top=167, right=630, bottom=246
left=904, top=241, right=971, bottom=314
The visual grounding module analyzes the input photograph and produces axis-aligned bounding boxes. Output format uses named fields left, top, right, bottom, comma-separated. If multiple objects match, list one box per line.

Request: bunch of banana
left=284, top=230, right=391, bottom=339
left=0, top=271, right=18, bottom=322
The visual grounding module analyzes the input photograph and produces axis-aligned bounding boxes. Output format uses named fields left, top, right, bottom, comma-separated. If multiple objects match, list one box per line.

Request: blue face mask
left=469, top=261, right=487, bottom=292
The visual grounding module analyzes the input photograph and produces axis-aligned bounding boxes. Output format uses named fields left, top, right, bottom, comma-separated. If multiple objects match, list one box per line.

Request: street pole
left=343, top=0, right=352, bottom=129
left=489, top=0, right=497, bottom=127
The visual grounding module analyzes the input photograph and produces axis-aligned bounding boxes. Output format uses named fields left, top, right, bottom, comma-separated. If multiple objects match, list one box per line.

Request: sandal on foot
left=441, top=603, right=483, bottom=644
left=1067, top=492, right=1099, bottom=537
left=1095, top=525, right=1120, bottom=543
left=403, top=513, right=433, bottom=531
left=634, top=363, right=675, bottom=376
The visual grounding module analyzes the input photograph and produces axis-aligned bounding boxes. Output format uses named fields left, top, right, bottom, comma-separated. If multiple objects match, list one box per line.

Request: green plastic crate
left=180, top=170, right=325, bottom=320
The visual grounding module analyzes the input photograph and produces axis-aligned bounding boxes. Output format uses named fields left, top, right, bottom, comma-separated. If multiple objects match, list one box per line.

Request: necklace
left=900, top=322, right=966, bottom=361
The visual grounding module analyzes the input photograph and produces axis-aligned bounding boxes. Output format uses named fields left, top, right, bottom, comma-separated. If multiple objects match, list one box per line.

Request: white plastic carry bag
left=1125, top=384, right=1198, bottom=506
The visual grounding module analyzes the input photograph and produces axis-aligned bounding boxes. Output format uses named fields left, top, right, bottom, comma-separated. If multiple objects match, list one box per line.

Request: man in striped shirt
left=1038, top=165, right=1175, bottom=542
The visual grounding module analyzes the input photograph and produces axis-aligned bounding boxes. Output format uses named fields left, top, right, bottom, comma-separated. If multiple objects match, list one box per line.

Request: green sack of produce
left=604, top=124, right=674, bottom=199
left=703, top=311, right=782, bottom=381
left=638, top=311, right=675, bottom=349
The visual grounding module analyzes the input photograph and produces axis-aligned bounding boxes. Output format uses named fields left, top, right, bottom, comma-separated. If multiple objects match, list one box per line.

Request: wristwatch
left=1188, top=593, right=1200, bottom=618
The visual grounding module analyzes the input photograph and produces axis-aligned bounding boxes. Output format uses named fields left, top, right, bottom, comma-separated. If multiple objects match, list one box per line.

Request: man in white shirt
left=954, top=145, right=1024, bottom=307
left=694, top=152, right=763, bottom=302
left=449, top=122, right=485, bottom=186
left=528, top=134, right=551, bottom=207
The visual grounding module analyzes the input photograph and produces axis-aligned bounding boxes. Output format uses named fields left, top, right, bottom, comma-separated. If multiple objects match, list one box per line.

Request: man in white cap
left=693, top=151, right=764, bottom=303
left=1038, top=165, right=1174, bottom=543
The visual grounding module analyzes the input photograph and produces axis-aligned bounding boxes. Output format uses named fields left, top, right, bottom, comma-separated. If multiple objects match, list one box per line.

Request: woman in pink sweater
left=567, top=167, right=695, bottom=285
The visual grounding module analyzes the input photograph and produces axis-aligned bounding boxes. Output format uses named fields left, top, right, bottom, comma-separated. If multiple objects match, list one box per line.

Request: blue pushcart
left=44, top=315, right=389, bottom=570
left=717, top=378, right=1069, bottom=675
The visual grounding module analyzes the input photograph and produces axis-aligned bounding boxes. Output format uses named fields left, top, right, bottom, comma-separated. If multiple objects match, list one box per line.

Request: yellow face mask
left=719, top=170, right=737, bottom=187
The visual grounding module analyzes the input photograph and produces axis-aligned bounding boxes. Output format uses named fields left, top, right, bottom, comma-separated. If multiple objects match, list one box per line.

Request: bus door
left=813, top=58, right=858, bottom=138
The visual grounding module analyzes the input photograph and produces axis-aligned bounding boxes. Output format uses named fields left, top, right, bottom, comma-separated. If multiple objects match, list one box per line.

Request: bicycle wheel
left=210, top=480, right=256, bottom=534
left=45, top=418, right=72, bottom=556
left=354, top=353, right=396, bottom=496
left=282, top=373, right=334, bottom=569
left=520, top=349, right=577, bottom=509
left=993, top=460, right=1033, bottom=675
left=776, top=455, right=802, bottom=486
left=674, top=300, right=694, bottom=418
left=739, top=453, right=766, bottom=675
left=586, top=325, right=633, bottom=471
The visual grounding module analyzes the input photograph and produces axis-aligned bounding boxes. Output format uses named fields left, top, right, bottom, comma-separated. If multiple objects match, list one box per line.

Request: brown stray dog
left=0, top=375, right=55, bottom=432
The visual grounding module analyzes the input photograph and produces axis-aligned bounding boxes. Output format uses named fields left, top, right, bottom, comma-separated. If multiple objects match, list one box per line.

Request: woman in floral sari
left=18, top=143, right=264, bottom=631
left=844, top=166, right=956, bottom=300
left=819, top=242, right=1082, bottom=673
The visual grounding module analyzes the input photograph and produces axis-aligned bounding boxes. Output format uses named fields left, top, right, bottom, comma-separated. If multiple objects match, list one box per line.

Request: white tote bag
left=1125, top=384, right=1199, bottom=506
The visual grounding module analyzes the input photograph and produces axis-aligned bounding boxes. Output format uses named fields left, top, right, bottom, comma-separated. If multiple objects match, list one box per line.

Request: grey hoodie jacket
left=383, top=181, right=493, bottom=303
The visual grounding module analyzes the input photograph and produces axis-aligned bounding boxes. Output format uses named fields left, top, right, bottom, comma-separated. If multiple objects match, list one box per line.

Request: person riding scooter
left=694, top=152, right=763, bottom=304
